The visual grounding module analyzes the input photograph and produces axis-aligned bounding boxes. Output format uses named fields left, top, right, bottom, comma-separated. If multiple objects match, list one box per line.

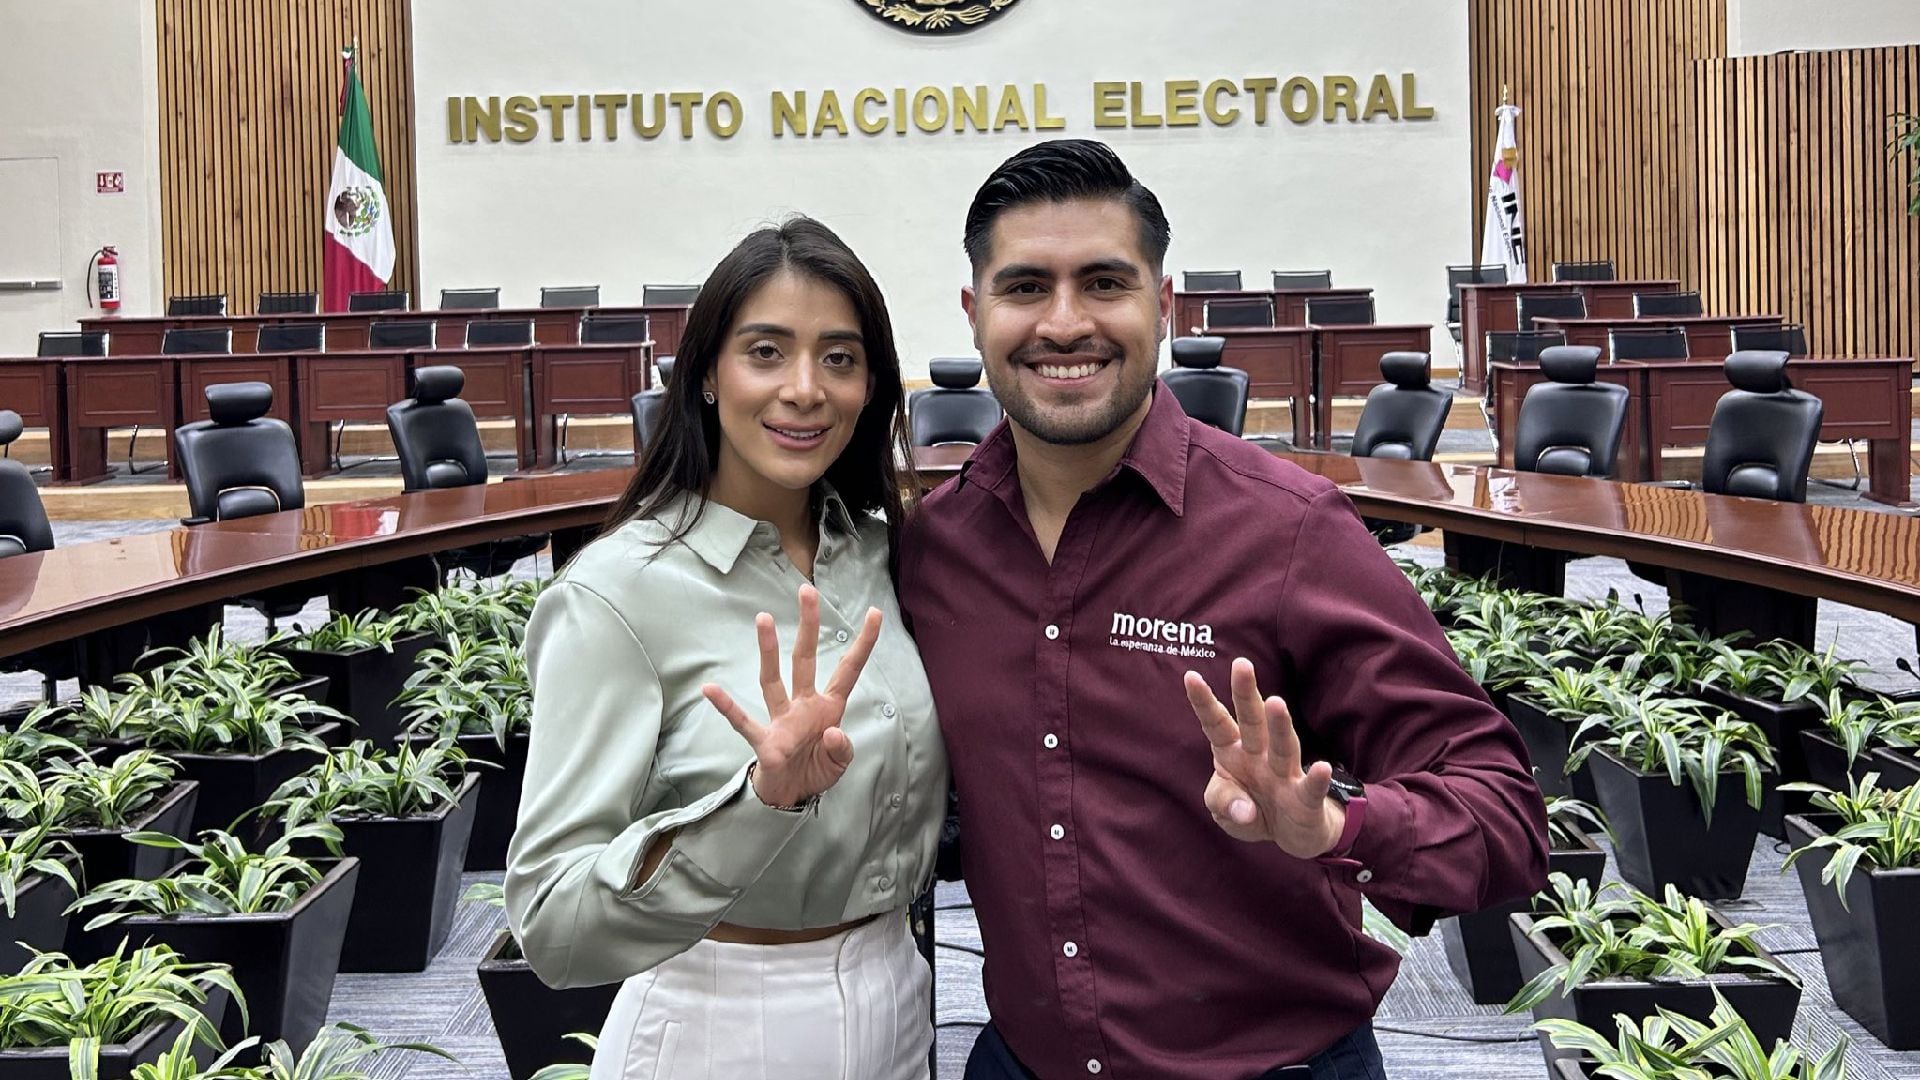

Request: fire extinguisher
left=87, top=246, right=122, bottom=315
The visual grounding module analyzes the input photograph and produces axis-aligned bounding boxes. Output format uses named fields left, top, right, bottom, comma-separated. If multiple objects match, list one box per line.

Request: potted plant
left=0, top=707, right=85, bottom=771
left=260, top=738, right=482, bottom=973
left=65, top=824, right=359, bottom=1057
left=140, top=626, right=329, bottom=708
left=1800, top=689, right=1920, bottom=796
left=1535, top=988, right=1847, bottom=1080
left=0, top=821, right=82, bottom=973
left=464, top=884, right=618, bottom=1080
left=1781, top=773, right=1920, bottom=1049
left=122, top=1019, right=454, bottom=1079
left=1699, top=641, right=1870, bottom=835
left=1440, top=796, right=1609, bottom=1005
left=35, top=751, right=201, bottom=887
left=1507, top=874, right=1802, bottom=1075
left=275, top=609, right=437, bottom=749
left=395, top=577, right=542, bottom=649
left=1445, top=613, right=1569, bottom=719
left=0, top=941, right=238, bottom=1080
left=529, top=1034, right=597, bottom=1080
left=396, top=634, right=532, bottom=871
left=1570, top=689, right=1774, bottom=899
left=1507, top=667, right=1625, bottom=802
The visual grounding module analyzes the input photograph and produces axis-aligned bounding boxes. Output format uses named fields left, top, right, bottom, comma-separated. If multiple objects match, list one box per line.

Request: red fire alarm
left=96, top=171, right=125, bottom=194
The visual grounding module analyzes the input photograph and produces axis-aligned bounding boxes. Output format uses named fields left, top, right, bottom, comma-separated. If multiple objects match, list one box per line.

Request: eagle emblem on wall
left=854, top=0, right=1022, bottom=34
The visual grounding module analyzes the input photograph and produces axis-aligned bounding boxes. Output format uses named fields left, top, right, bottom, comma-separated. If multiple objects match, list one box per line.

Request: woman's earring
left=702, top=391, right=716, bottom=405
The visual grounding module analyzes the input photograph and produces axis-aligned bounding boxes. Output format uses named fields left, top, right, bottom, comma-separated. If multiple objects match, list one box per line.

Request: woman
left=506, top=217, right=945, bottom=1079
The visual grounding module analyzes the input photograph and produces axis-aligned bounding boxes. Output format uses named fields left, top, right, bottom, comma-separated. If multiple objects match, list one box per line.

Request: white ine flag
left=1481, top=103, right=1527, bottom=283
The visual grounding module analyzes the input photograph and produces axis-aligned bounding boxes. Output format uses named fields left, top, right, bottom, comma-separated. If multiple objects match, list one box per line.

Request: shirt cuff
left=626, top=762, right=815, bottom=894
left=1315, top=784, right=1414, bottom=887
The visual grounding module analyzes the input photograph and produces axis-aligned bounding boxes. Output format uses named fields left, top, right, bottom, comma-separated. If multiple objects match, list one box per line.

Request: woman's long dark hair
left=602, top=216, right=917, bottom=556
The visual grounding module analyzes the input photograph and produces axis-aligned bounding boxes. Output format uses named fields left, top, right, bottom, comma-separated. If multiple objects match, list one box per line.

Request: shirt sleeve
left=1278, top=489, right=1549, bottom=935
left=504, top=580, right=814, bottom=988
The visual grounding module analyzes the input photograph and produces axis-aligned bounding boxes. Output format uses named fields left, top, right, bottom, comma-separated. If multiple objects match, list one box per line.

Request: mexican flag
left=322, top=47, right=395, bottom=312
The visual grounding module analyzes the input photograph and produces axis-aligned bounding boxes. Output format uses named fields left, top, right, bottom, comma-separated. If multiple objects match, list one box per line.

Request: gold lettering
left=1203, top=80, right=1239, bottom=125
left=894, top=87, right=908, bottom=134
left=1324, top=76, right=1360, bottom=122
left=575, top=94, right=592, bottom=139
left=706, top=92, right=742, bottom=138
left=853, top=87, right=889, bottom=134
left=1129, top=82, right=1163, bottom=127
left=1093, top=82, right=1127, bottom=128
left=632, top=93, right=667, bottom=138
left=772, top=91, right=807, bottom=137
left=538, top=95, right=573, bottom=141
left=1242, top=77, right=1278, bottom=124
left=1164, top=80, right=1200, bottom=127
left=1279, top=77, right=1317, bottom=123
left=447, top=97, right=464, bottom=143
left=464, top=96, right=503, bottom=143
left=1034, top=84, right=1065, bottom=130
left=592, top=94, right=625, bottom=141
left=953, top=86, right=989, bottom=132
left=994, top=84, right=1031, bottom=131
left=668, top=92, right=703, bottom=138
left=814, top=90, right=849, bottom=136
left=912, top=86, right=948, bottom=133
left=1363, top=75, right=1399, bottom=121
left=1402, top=73, right=1436, bottom=120
left=504, top=96, right=538, bottom=142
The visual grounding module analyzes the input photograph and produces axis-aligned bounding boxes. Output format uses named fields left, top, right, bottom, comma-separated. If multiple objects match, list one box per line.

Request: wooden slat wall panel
left=155, top=0, right=417, bottom=314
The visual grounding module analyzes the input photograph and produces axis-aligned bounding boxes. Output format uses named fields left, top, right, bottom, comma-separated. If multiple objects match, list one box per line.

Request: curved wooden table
left=1, top=449, right=1915, bottom=660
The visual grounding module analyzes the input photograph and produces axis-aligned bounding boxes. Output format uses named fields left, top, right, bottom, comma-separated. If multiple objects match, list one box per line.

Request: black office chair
left=465, top=319, right=534, bottom=348
left=1632, top=291, right=1703, bottom=318
left=1161, top=337, right=1249, bottom=437
left=1512, top=346, right=1630, bottom=478
left=1702, top=351, right=1824, bottom=502
left=348, top=290, right=410, bottom=312
left=1446, top=264, right=1508, bottom=344
left=908, top=358, right=1002, bottom=447
left=440, top=288, right=501, bottom=310
left=580, top=314, right=650, bottom=344
left=641, top=285, right=701, bottom=306
left=1551, top=261, right=1616, bottom=282
left=167, top=294, right=227, bottom=316
left=258, top=292, right=317, bottom=315
left=1352, top=353, right=1453, bottom=461
left=1608, top=327, right=1690, bottom=361
left=1181, top=270, right=1242, bottom=292
left=174, top=383, right=313, bottom=629
left=257, top=323, right=326, bottom=352
left=1730, top=323, right=1809, bottom=356
left=541, top=285, right=600, bottom=308
left=1203, top=298, right=1274, bottom=329
left=386, top=366, right=549, bottom=579
left=37, top=331, right=107, bottom=357
left=1306, top=295, right=1375, bottom=326
left=1271, top=270, right=1334, bottom=290
left=368, top=320, right=437, bottom=349
left=1516, top=291, right=1587, bottom=331
left=161, top=327, right=233, bottom=355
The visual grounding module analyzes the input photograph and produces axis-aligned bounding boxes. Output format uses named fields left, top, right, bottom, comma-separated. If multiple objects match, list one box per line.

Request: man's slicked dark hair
left=963, top=139, right=1171, bottom=275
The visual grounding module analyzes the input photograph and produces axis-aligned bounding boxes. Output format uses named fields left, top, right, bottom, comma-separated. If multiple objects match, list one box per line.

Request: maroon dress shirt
left=899, top=387, right=1549, bottom=1079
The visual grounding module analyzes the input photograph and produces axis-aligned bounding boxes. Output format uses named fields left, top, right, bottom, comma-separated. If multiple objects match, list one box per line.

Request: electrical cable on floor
left=935, top=1020, right=987, bottom=1030
left=938, top=942, right=986, bottom=958
left=935, top=902, right=975, bottom=912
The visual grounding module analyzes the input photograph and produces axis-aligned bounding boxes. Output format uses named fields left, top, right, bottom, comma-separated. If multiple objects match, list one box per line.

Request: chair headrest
left=1538, top=345, right=1602, bottom=385
left=929, top=357, right=984, bottom=389
left=655, top=355, right=675, bottom=382
left=412, top=365, right=466, bottom=404
left=0, top=411, right=21, bottom=448
left=206, top=382, right=274, bottom=425
left=1379, top=351, right=1431, bottom=388
left=1170, top=337, right=1225, bottom=370
left=1725, top=350, right=1792, bottom=394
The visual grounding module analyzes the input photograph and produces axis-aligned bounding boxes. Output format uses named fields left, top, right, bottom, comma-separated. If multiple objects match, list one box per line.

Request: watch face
left=1326, top=768, right=1364, bottom=804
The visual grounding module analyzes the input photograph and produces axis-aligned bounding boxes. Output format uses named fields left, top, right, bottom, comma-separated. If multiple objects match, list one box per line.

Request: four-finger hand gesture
left=702, top=583, right=882, bottom=810
left=1184, top=658, right=1345, bottom=859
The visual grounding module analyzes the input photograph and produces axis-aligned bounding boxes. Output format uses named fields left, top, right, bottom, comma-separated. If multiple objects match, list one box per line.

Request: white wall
left=0, top=1, right=165, bottom=356
left=1730, top=0, right=1920, bottom=55
left=412, top=0, right=1470, bottom=376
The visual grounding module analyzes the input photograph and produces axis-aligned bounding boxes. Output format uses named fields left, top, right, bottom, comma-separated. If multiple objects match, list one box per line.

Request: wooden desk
left=60, top=355, right=179, bottom=485
left=1458, top=279, right=1680, bottom=394
left=529, top=343, right=654, bottom=468
left=1172, top=288, right=1374, bottom=335
left=1313, top=324, right=1433, bottom=449
left=1207, top=327, right=1315, bottom=446
left=444, top=347, right=536, bottom=471
left=79, top=304, right=691, bottom=359
left=292, top=351, right=409, bottom=476
left=1532, top=314, right=1783, bottom=361
left=0, top=359, right=66, bottom=482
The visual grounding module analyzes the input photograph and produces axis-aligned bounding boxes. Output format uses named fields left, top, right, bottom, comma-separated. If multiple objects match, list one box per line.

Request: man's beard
left=985, top=338, right=1154, bottom=446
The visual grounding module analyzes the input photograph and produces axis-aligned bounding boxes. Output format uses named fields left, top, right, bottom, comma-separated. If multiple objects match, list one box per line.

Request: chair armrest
left=179, top=516, right=212, bottom=527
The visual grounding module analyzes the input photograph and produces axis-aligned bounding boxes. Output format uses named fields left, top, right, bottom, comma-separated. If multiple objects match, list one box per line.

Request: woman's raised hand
left=701, top=583, right=882, bottom=809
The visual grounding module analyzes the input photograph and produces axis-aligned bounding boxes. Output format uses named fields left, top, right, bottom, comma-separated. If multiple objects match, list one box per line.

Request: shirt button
left=879, top=875, right=893, bottom=888
left=1087, top=1060, right=1102, bottom=1074
left=890, top=793, right=904, bottom=809
left=1043, top=734, right=1059, bottom=749
left=1044, top=624, right=1060, bottom=640
left=1049, top=824, right=1064, bottom=840
left=1062, top=941, right=1078, bottom=958
left=834, top=629, right=849, bottom=643
left=1356, top=868, right=1374, bottom=884
left=881, top=702, right=896, bottom=718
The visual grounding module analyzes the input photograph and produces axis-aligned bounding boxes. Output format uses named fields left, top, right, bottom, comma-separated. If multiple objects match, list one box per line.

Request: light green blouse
left=504, top=489, right=947, bottom=989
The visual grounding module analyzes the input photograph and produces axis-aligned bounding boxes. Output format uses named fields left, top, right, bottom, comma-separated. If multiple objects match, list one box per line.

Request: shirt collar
left=959, top=383, right=1191, bottom=516
left=675, top=484, right=859, bottom=574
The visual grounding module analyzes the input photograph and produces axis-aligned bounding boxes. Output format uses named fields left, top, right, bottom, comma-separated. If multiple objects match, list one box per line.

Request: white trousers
left=589, top=911, right=932, bottom=1080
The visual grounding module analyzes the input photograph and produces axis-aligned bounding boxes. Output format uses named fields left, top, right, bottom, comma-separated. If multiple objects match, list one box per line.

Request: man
left=898, top=139, right=1549, bottom=1079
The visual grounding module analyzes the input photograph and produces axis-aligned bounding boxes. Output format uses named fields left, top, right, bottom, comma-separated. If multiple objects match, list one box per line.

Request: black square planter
left=1868, top=747, right=1920, bottom=791
left=1511, top=909, right=1801, bottom=1077
left=1441, top=831, right=1608, bottom=1006
left=320, top=773, right=481, bottom=973
left=169, top=722, right=342, bottom=837
left=1507, top=695, right=1598, bottom=802
left=458, top=731, right=529, bottom=872
left=478, top=929, right=620, bottom=1080
left=1785, top=813, right=1920, bottom=1049
left=280, top=633, right=435, bottom=749
left=1588, top=749, right=1762, bottom=900
left=1799, top=729, right=1879, bottom=796
left=0, top=986, right=229, bottom=1080
left=52, top=781, right=200, bottom=888
left=0, top=856, right=78, bottom=974
left=1694, top=685, right=1821, bottom=839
